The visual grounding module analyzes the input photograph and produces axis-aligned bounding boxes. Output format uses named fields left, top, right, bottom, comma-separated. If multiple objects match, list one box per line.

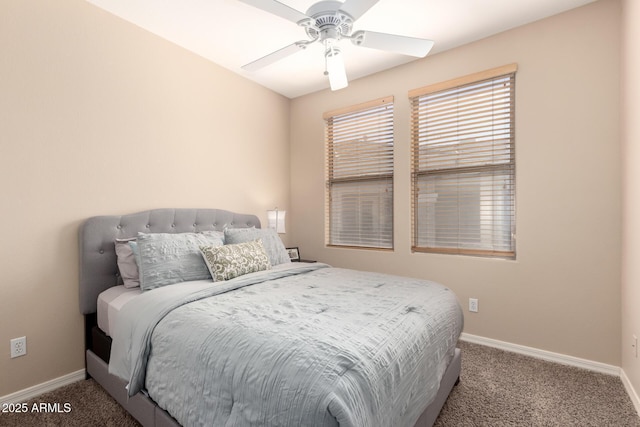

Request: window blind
left=325, top=96, right=394, bottom=249
left=410, top=64, right=517, bottom=258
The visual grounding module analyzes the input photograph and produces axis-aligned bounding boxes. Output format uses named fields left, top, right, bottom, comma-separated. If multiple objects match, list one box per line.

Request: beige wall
left=290, top=0, right=622, bottom=365
left=0, top=0, right=290, bottom=396
left=621, top=0, right=640, bottom=401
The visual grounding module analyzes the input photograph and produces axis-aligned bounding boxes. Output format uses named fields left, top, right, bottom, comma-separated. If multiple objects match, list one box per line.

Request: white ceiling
left=87, top=0, right=597, bottom=98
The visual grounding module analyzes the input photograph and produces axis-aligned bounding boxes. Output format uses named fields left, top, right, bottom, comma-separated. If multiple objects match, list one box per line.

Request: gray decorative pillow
left=137, top=230, right=225, bottom=291
left=200, top=239, right=271, bottom=282
left=224, top=228, right=290, bottom=266
left=115, top=237, right=139, bottom=288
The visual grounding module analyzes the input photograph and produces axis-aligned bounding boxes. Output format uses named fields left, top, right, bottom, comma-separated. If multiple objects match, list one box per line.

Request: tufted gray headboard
left=78, top=208, right=261, bottom=314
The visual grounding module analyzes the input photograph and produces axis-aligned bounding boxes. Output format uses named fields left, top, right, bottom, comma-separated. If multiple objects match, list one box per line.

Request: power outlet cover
left=469, top=298, right=479, bottom=313
left=10, top=336, right=26, bottom=358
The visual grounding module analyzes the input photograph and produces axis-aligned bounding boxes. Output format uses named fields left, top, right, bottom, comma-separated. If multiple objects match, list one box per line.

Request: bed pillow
left=136, top=230, right=225, bottom=291
left=115, top=237, right=139, bottom=289
left=224, top=227, right=290, bottom=266
left=200, top=239, right=271, bottom=282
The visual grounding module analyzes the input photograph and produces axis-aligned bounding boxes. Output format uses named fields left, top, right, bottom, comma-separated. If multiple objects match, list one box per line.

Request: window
left=324, top=96, right=394, bottom=249
left=410, top=64, right=517, bottom=258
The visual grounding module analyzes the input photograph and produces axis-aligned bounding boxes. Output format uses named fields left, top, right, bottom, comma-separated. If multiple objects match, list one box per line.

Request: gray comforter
left=109, top=263, right=463, bottom=427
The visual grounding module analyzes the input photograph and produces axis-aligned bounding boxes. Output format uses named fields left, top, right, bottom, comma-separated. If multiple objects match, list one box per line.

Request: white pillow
left=115, top=238, right=139, bottom=288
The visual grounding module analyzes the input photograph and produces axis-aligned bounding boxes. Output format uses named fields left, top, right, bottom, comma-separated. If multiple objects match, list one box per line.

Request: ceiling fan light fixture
left=325, top=47, right=348, bottom=91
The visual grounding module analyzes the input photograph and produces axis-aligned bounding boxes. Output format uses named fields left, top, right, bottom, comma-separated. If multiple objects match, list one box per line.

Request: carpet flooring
left=434, top=342, right=640, bottom=426
left=1, top=341, right=638, bottom=426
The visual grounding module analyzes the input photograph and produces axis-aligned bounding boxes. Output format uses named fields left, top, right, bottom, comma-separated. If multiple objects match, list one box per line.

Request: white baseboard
left=621, top=368, right=640, bottom=416
left=0, top=369, right=86, bottom=405
left=460, top=333, right=620, bottom=376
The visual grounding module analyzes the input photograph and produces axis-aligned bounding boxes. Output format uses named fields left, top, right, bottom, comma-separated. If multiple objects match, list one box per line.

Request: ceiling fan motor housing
left=303, top=0, right=354, bottom=41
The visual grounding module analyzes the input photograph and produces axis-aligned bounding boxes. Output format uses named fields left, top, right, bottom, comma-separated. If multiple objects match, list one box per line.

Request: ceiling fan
left=239, top=0, right=434, bottom=91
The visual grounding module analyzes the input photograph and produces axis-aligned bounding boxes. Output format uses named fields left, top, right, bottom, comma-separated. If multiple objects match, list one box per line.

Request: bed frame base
left=87, top=350, right=179, bottom=427
left=86, top=347, right=460, bottom=427
left=414, top=348, right=461, bottom=427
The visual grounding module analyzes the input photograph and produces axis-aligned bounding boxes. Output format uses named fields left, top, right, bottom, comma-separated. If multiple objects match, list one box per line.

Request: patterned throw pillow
left=200, top=239, right=271, bottom=282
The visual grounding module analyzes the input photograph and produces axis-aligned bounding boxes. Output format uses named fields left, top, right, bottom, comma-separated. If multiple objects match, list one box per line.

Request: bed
left=79, top=208, right=463, bottom=427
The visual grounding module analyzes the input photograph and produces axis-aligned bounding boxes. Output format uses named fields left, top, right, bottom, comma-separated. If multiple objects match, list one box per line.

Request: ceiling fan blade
left=237, top=0, right=310, bottom=25
left=242, top=42, right=307, bottom=72
left=339, top=0, right=380, bottom=21
left=351, top=30, right=434, bottom=57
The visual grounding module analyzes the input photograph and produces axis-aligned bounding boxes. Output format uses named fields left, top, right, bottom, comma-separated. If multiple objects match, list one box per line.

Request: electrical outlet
left=633, top=335, right=638, bottom=358
left=10, top=336, right=26, bottom=358
left=469, top=298, right=479, bottom=313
